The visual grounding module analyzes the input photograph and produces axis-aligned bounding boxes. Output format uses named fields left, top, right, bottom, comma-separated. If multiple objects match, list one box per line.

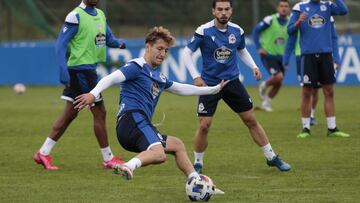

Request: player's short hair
left=212, top=0, right=232, bottom=9
left=145, top=26, right=176, bottom=47
left=278, top=0, right=290, bottom=5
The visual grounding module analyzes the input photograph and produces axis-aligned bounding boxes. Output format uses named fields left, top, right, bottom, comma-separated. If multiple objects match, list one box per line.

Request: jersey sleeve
left=237, top=33, right=246, bottom=50
left=186, top=25, right=204, bottom=52
left=119, top=62, right=142, bottom=80
left=164, top=78, right=174, bottom=89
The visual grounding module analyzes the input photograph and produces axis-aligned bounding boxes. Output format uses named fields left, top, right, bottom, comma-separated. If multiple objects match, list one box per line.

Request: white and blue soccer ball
left=186, top=174, right=215, bottom=201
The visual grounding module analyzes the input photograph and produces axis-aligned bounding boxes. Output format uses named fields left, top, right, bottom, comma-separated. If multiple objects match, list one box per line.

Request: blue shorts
left=197, top=79, right=253, bottom=117
left=116, top=110, right=167, bottom=153
left=61, top=69, right=103, bottom=103
left=261, top=55, right=285, bottom=76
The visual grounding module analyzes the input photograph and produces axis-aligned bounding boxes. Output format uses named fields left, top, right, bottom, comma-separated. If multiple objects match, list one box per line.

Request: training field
left=0, top=86, right=359, bottom=202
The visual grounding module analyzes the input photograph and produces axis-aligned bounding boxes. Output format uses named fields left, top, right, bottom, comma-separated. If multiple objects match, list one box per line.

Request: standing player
left=74, top=27, right=228, bottom=183
left=183, top=0, right=291, bottom=173
left=253, top=0, right=291, bottom=112
left=33, top=0, right=126, bottom=170
left=283, top=16, right=340, bottom=126
left=288, top=0, right=350, bottom=138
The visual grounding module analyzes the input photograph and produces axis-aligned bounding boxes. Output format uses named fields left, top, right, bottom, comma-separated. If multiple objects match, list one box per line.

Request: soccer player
left=74, top=26, right=228, bottom=181
left=288, top=0, right=350, bottom=138
left=283, top=16, right=340, bottom=126
left=33, top=0, right=126, bottom=170
left=253, top=0, right=291, bottom=112
left=182, top=0, right=291, bottom=173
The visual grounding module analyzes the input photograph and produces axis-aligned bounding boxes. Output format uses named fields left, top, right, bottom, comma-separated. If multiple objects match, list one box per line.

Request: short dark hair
left=212, top=0, right=232, bottom=9
left=145, top=26, right=176, bottom=46
left=278, top=0, right=290, bottom=5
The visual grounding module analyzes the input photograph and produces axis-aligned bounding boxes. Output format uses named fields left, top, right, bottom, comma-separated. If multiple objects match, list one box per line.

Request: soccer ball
left=186, top=175, right=215, bottom=201
left=13, top=83, right=26, bottom=94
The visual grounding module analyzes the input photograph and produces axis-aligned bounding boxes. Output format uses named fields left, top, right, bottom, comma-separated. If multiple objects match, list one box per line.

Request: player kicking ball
left=74, top=27, right=228, bottom=183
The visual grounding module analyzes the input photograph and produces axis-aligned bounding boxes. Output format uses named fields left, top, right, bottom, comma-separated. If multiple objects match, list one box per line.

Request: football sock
left=327, top=117, right=336, bottom=130
left=261, top=143, right=276, bottom=161
left=264, top=96, right=272, bottom=103
left=311, top=108, right=315, bottom=118
left=302, top=117, right=311, bottom=130
left=39, top=137, right=56, bottom=155
left=194, top=152, right=204, bottom=165
left=188, top=171, right=200, bottom=179
left=100, top=146, right=114, bottom=162
left=125, top=158, right=142, bottom=171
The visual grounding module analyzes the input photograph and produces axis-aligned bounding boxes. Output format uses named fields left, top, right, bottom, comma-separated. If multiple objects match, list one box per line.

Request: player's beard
left=85, top=0, right=98, bottom=7
left=216, top=16, right=230, bottom=25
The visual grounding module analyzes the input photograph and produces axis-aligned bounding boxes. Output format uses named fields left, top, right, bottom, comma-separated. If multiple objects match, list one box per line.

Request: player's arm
left=331, top=20, right=341, bottom=67
left=252, top=16, right=271, bottom=56
left=288, top=9, right=305, bottom=35
left=237, top=33, right=262, bottom=81
left=74, top=70, right=126, bottom=110
left=330, top=0, right=348, bottom=16
left=106, top=24, right=126, bottom=49
left=56, top=12, right=79, bottom=86
left=165, top=80, right=229, bottom=96
left=74, top=63, right=139, bottom=110
left=283, top=32, right=298, bottom=67
left=183, top=28, right=206, bottom=87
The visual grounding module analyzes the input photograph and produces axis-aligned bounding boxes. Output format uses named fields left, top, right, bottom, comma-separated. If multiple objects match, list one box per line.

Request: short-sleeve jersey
left=118, top=57, right=173, bottom=120
left=186, top=20, right=245, bottom=85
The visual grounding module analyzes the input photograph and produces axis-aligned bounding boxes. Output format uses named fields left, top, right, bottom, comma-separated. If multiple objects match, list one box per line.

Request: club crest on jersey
left=95, top=32, right=106, bottom=47
left=228, top=34, right=236, bottom=44
left=308, top=14, right=326, bottom=28
left=320, top=5, right=327, bottom=12
left=274, top=37, right=285, bottom=46
left=214, top=46, right=232, bottom=64
left=151, top=82, right=160, bottom=99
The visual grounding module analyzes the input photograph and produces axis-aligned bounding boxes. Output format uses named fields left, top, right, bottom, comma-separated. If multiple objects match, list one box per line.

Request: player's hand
left=119, top=43, right=126, bottom=49
left=219, top=80, right=230, bottom=90
left=60, top=68, right=70, bottom=87
left=194, top=77, right=207, bottom=87
left=253, top=68, right=262, bottom=81
left=74, top=93, right=96, bottom=111
left=258, top=48, right=267, bottom=57
left=296, top=12, right=308, bottom=27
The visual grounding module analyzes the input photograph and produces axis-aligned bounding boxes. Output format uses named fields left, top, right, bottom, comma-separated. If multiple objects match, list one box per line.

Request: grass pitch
left=0, top=86, right=359, bottom=202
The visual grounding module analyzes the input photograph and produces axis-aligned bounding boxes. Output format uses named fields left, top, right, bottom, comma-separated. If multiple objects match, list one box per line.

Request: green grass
left=0, top=86, right=359, bottom=203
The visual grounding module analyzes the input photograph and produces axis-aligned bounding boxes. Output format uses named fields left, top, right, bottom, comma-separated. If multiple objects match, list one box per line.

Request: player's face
left=277, top=2, right=290, bottom=17
left=83, top=0, right=98, bottom=7
left=212, top=2, right=232, bottom=25
left=146, top=39, right=169, bottom=67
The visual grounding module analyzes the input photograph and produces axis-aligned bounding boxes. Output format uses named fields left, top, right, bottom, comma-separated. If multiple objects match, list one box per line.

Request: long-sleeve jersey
left=252, top=13, right=288, bottom=51
left=287, top=0, right=347, bottom=55
left=283, top=17, right=340, bottom=66
left=56, top=2, right=125, bottom=84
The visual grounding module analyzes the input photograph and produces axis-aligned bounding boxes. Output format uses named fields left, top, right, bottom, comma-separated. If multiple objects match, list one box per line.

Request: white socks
left=327, top=117, right=336, bottom=129
left=39, top=137, right=56, bottom=155
left=100, top=146, right=114, bottom=162
left=310, top=108, right=315, bottom=118
left=261, top=143, right=276, bottom=161
left=194, top=152, right=204, bottom=165
left=188, top=171, right=200, bottom=180
left=125, top=158, right=142, bottom=171
left=302, top=117, right=311, bottom=129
